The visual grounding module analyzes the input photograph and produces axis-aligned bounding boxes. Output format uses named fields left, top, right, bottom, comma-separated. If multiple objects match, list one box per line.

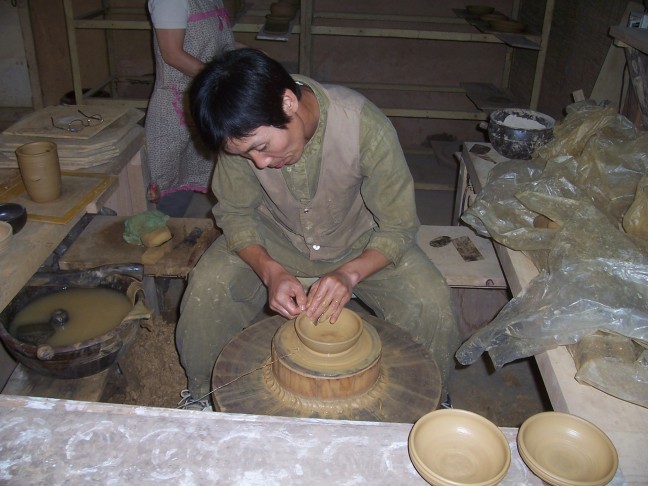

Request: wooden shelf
left=63, top=1, right=554, bottom=121
left=610, top=25, right=648, bottom=54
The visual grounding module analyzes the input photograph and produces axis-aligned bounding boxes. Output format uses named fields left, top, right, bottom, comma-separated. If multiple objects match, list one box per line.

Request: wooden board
left=0, top=170, right=114, bottom=224
left=2, top=105, right=130, bottom=140
left=461, top=82, right=528, bottom=111
left=417, top=225, right=507, bottom=289
left=3, top=364, right=111, bottom=402
left=0, top=110, right=145, bottom=170
left=59, top=215, right=220, bottom=278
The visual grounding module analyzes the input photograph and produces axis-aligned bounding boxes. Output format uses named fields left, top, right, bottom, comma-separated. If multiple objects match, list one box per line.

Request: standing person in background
left=146, top=0, right=242, bottom=217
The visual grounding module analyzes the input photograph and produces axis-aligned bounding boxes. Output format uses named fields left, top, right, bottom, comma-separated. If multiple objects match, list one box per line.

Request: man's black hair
left=190, top=48, right=301, bottom=152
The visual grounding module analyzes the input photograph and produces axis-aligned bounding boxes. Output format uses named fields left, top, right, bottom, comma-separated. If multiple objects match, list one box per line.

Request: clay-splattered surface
left=101, top=314, right=186, bottom=409
left=0, top=395, right=557, bottom=485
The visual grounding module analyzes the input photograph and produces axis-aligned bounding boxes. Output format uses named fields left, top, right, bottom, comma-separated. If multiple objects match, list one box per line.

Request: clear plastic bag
left=456, top=103, right=648, bottom=405
left=570, top=330, right=648, bottom=408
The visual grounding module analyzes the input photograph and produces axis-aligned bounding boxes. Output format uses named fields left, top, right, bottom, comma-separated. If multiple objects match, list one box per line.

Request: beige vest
left=252, top=80, right=376, bottom=260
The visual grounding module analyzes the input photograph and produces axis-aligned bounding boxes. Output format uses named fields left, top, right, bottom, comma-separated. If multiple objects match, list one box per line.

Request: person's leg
left=156, top=190, right=194, bottom=217
left=353, top=245, right=461, bottom=388
left=175, top=236, right=267, bottom=400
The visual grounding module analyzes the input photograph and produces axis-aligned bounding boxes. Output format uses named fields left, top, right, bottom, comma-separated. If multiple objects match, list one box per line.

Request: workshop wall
left=514, top=0, right=632, bottom=120
left=22, top=0, right=637, bottom=145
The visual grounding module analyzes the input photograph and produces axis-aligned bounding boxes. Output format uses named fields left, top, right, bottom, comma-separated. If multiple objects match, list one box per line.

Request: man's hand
left=266, top=270, right=307, bottom=318
left=237, top=244, right=306, bottom=319
left=305, top=249, right=391, bottom=324
left=305, top=270, right=354, bottom=324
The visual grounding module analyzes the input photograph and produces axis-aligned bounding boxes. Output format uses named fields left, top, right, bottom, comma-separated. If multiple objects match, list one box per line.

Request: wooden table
left=0, top=131, right=148, bottom=388
left=457, top=142, right=648, bottom=485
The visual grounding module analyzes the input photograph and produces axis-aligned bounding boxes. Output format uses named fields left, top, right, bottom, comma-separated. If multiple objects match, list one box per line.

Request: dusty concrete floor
left=102, top=143, right=551, bottom=427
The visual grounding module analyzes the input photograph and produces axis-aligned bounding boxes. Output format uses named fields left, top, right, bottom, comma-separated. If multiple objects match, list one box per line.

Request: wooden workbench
left=0, top=393, right=609, bottom=485
left=457, top=142, right=648, bottom=485
left=0, top=130, right=148, bottom=386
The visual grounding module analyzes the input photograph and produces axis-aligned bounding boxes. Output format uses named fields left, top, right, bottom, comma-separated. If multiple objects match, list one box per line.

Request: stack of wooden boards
left=0, top=105, right=144, bottom=170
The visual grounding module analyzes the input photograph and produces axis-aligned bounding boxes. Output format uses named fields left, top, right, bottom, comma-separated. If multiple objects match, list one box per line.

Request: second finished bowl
left=517, top=412, right=618, bottom=486
left=409, top=409, right=511, bottom=486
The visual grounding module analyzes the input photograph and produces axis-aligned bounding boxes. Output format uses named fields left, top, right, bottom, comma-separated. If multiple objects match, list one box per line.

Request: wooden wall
left=24, top=0, right=637, bottom=144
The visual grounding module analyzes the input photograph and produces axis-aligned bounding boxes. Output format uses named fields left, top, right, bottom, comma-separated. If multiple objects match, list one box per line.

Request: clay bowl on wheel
left=518, top=412, right=618, bottom=486
left=0, top=203, right=27, bottom=234
left=483, top=108, right=555, bottom=160
left=409, top=409, right=511, bottom=486
left=295, top=307, right=363, bottom=355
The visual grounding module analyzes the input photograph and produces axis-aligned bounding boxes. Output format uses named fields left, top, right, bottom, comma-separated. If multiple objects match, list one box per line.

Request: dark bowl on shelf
left=486, top=108, right=555, bottom=160
left=0, top=203, right=27, bottom=234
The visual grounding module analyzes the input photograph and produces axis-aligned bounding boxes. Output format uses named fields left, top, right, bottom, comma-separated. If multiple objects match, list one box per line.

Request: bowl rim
left=294, top=307, right=363, bottom=354
left=517, top=411, right=619, bottom=486
left=490, top=108, right=555, bottom=129
left=409, top=408, right=511, bottom=486
left=0, top=202, right=27, bottom=211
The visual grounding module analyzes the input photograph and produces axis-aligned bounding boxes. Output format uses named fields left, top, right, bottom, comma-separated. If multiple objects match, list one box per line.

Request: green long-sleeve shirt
left=211, top=76, right=419, bottom=265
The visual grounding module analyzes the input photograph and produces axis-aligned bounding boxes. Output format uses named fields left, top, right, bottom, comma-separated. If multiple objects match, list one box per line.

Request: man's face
left=223, top=89, right=306, bottom=170
left=223, top=123, right=304, bottom=170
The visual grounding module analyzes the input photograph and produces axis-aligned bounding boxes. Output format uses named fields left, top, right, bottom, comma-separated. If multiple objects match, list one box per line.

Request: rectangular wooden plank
left=3, top=364, right=111, bottom=402
left=59, top=215, right=219, bottom=278
left=417, top=225, right=507, bottom=288
left=461, top=82, right=528, bottom=111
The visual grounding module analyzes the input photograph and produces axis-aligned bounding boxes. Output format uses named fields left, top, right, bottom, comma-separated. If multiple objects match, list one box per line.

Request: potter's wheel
left=212, top=314, right=442, bottom=422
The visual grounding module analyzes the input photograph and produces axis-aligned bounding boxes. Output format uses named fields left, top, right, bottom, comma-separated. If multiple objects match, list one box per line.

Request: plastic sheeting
left=456, top=103, right=648, bottom=406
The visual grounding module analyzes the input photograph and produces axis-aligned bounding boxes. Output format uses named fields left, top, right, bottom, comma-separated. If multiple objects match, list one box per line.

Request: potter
left=176, top=48, right=459, bottom=411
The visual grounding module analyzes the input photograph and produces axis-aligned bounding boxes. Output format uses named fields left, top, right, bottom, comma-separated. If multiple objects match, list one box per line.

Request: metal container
left=483, top=108, right=555, bottom=160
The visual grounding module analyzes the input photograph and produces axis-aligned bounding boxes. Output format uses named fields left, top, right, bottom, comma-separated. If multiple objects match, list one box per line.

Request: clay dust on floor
left=102, top=315, right=187, bottom=409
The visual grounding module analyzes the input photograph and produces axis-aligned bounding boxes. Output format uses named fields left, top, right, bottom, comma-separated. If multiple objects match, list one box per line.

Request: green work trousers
left=176, top=224, right=461, bottom=400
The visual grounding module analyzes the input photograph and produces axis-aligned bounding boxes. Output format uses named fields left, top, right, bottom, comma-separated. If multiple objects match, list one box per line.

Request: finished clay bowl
left=466, top=5, right=494, bottom=16
left=264, top=14, right=291, bottom=34
left=270, top=2, right=297, bottom=18
left=480, top=13, right=508, bottom=22
left=409, top=409, right=511, bottom=486
left=0, top=203, right=27, bottom=234
left=517, top=412, right=618, bottom=486
left=0, top=221, right=12, bottom=253
left=295, top=307, right=363, bottom=355
left=489, top=19, right=527, bottom=33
